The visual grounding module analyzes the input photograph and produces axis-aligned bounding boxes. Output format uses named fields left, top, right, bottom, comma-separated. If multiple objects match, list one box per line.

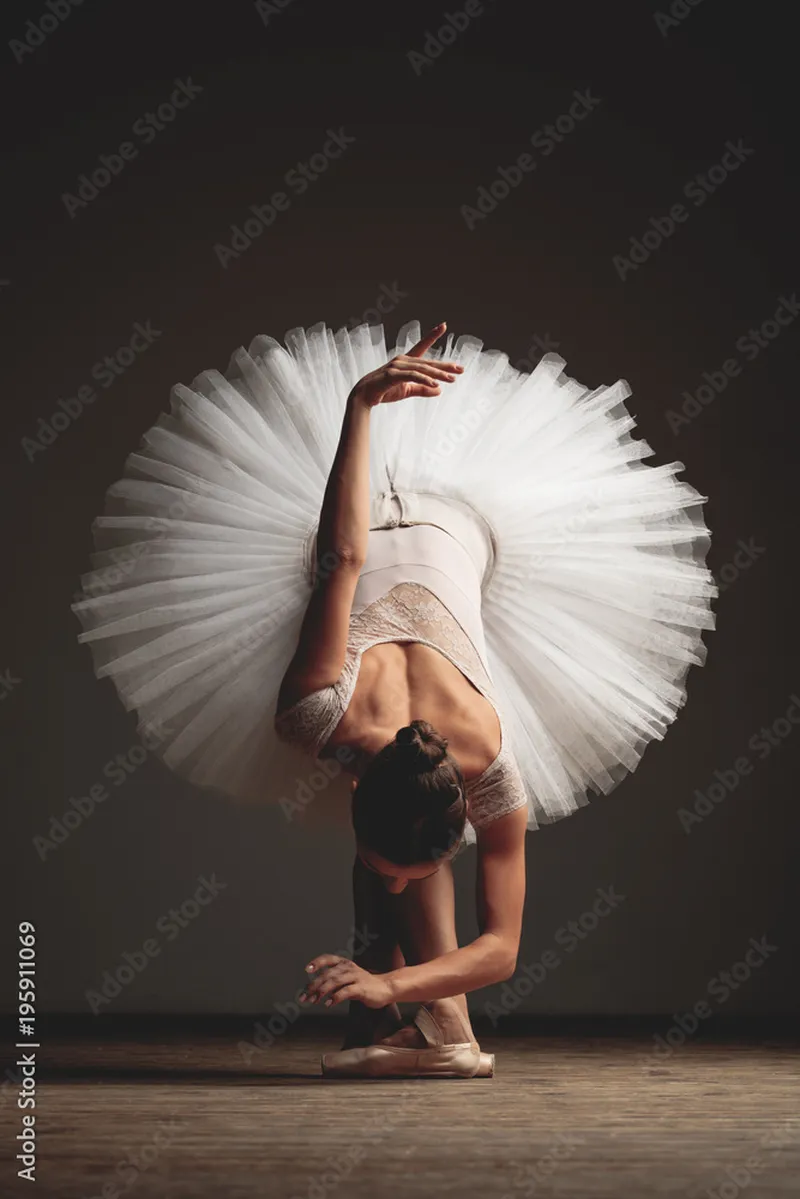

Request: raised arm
left=275, top=395, right=372, bottom=711
left=276, top=322, right=463, bottom=711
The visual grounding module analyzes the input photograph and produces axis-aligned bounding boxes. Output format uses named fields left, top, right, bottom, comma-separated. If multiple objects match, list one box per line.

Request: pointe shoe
left=321, top=1006, right=494, bottom=1078
left=475, top=1051, right=495, bottom=1077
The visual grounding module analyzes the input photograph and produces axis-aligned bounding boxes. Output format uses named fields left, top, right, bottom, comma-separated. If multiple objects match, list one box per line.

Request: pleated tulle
left=72, top=321, right=716, bottom=825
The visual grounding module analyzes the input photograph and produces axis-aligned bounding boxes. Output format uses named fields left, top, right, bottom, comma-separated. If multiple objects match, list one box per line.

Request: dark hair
left=351, top=720, right=467, bottom=866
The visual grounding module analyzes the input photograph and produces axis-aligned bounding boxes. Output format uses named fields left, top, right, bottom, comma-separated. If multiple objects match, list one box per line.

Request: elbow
left=498, top=958, right=518, bottom=984
left=318, top=545, right=365, bottom=574
left=494, top=946, right=519, bottom=984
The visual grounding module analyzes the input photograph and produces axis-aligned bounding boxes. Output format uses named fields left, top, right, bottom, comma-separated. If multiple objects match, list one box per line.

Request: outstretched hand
left=349, top=321, right=464, bottom=408
left=299, top=954, right=395, bottom=1009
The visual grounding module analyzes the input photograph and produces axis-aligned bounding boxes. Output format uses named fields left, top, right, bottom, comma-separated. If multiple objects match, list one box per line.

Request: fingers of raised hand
left=408, top=322, right=446, bottom=358
left=386, top=368, right=443, bottom=392
left=393, top=354, right=463, bottom=373
left=388, top=358, right=462, bottom=383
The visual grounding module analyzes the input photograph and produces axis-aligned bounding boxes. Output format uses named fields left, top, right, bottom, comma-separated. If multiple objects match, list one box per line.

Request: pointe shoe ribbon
left=321, top=1006, right=494, bottom=1078
left=414, top=1006, right=495, bottom=1077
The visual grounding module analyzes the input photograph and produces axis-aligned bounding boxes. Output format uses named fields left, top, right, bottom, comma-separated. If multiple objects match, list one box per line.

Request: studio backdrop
left=1, top=0, right=796, bottom=1017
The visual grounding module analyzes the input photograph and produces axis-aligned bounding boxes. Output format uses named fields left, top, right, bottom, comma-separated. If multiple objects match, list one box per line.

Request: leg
left=390, top=858, right=477, bottom=1045
left=341, top=855, right=404, bottom=1049
left=321, top=856, right=493, bottom=1077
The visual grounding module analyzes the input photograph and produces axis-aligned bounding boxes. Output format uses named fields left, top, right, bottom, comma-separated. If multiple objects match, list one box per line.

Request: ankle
left=426, top=997, right=475, bottom=1043
left=342, top=1001, right=402, bottom=1049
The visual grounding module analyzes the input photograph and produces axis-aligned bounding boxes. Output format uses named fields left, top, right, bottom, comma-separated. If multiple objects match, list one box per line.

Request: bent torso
left=326, top=641, right=501, bottom=780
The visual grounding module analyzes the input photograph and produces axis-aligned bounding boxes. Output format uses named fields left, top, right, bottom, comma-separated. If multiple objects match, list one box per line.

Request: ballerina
left=73, top=318, right=716, bottom=1078
left=274, top=324, right=529, bottom=1075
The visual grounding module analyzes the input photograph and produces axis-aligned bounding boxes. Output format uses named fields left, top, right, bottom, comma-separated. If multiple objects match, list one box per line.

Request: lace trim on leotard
left=274, top=582, right=528, bottom=830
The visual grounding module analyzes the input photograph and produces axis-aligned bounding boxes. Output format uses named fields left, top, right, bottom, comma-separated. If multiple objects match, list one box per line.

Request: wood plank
left=9, top=1030, right=800, bottom=1197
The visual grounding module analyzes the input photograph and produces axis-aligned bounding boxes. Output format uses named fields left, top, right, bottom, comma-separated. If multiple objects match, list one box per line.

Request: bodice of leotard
left=274, top=579, right=528, bottom=831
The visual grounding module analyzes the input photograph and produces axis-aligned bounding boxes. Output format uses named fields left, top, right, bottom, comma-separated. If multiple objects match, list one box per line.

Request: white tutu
left=72, top=320, right=717, bottom=826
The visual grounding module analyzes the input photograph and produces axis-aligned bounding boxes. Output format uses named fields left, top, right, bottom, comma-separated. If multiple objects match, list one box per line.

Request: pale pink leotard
left=274, top=491, right=529, bottom=834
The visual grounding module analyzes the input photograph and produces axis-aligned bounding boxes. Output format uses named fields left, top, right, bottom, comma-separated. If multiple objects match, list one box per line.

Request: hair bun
left=395, top=719, right=449, bottom=773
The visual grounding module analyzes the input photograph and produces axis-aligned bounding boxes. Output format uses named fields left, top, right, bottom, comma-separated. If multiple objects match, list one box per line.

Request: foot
left=321, top=1006, right=495, bottom=1078
left=378, top=997, right=477, bottom=1050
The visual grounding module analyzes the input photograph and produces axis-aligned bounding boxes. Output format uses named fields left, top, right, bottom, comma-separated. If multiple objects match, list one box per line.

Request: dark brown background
left=1, top=0, right=797, bottom=1018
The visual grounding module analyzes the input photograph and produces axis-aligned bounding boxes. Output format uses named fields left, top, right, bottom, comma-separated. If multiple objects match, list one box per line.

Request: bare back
left=326, top=641, right=502, bottom=780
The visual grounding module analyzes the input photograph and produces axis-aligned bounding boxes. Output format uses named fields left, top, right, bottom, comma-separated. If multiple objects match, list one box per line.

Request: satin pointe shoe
left=321, top=1005, right=495, bottom=1078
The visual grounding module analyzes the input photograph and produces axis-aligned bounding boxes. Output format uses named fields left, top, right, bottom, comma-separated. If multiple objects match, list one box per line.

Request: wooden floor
left=11, top=1025, right=800, bottom=1197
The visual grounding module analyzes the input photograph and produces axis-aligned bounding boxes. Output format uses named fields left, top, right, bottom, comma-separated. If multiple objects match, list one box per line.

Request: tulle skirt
left=72, top=320, right=717, bottom=827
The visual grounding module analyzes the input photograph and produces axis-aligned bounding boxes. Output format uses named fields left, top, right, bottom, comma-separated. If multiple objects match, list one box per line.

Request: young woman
left=73, top=318, right=716, bottom=1078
